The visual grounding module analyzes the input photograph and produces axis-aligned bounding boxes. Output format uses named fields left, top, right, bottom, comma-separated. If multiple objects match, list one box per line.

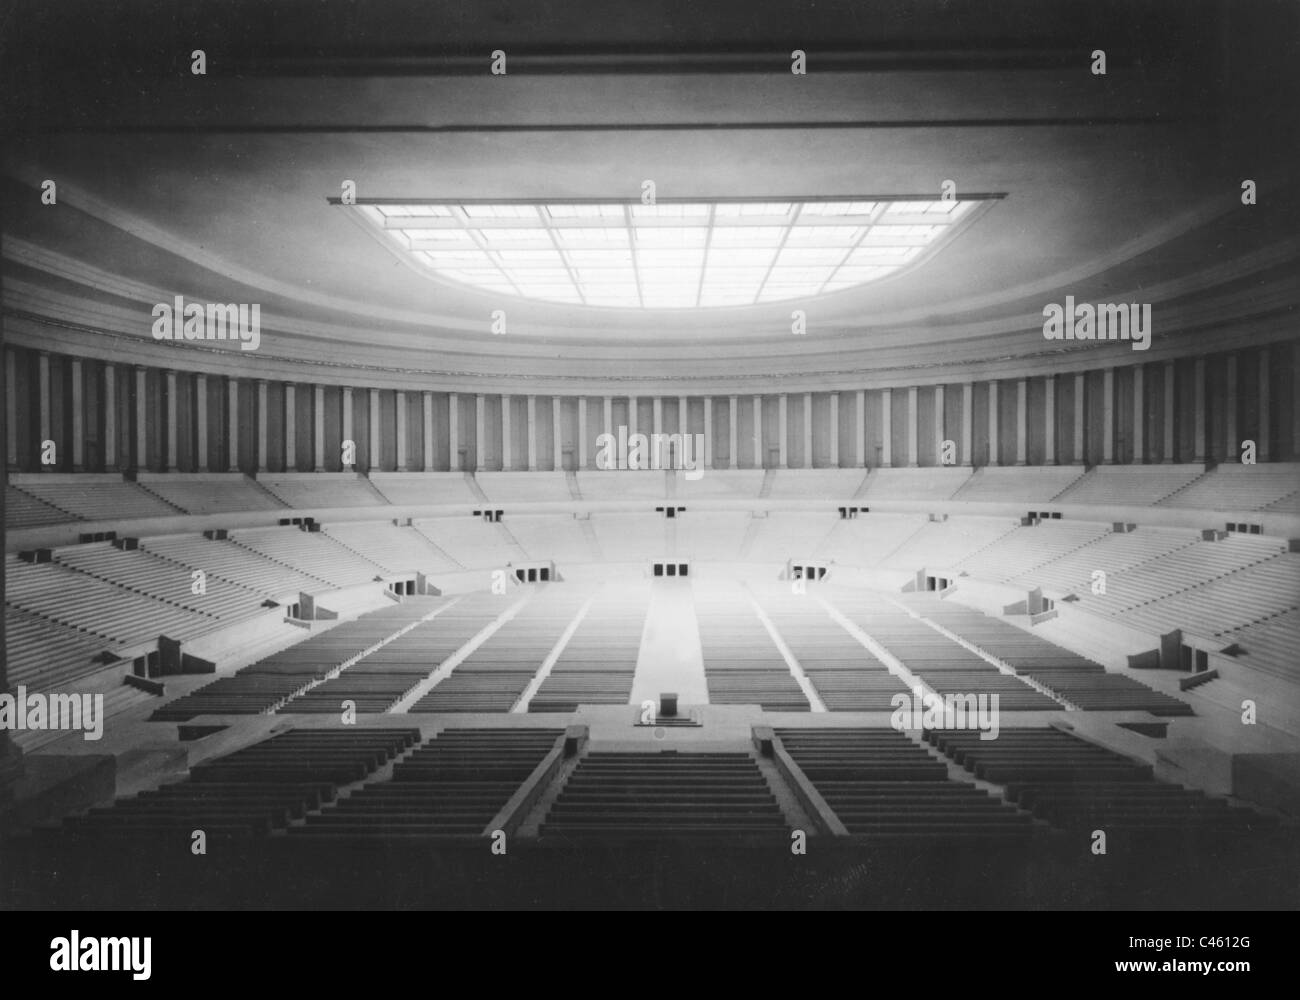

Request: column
left=5, top=349, right=18, bottom=468
left=552, top=396, right=562, bottom=470
left=932, top=385, right=943, bottom=466
left=70, top=358, right=84, bottom=471
left=855, top=389, right=866, bottom=467
left=602, top=395, right=612, bottom=439
left=961, top=382, right=973, bottom=466
left=165, top=371, right=179, bottom=471
left=628, top=395, right=638, bottom=438
left=449, top=392, right=460, bottom=471
left=102, top=363, right=117, bottom=469
left=906, top=385, right=918, bottom=467
left=135, top=366, right=149, bottom=472
left=1131, top=366, right=1143, bottom=464
left=500, top=393, right=512, bottom=471
left=196, top=374, right=209, bottom=471
left=342, top=387, right=355, bottom=471
left=1044, top=375, right=1056, bottom=466
left=803, top=392, right=813, bottom=468
left=728, top=395, right=738, bottom=469
left=226, top=375, right=238, bottom=473
left=475, top=394, right=486, bottom=472
left=702, top=396, right=713, bottom=469
left=1015, top=377, right=1028, bottom=465
left=652, top=396, right=663, bottom=437
left=283, top=383, right=295, bottom=471
left=777, top=394, right=788, bottom=468
left=1101, top=368, right=1114, bottom=464
left=880, top=388, right=892, bottom=467
left=395, top=391, right=408, bottom=471
left=314, top=385, right=325, bottom=471
left=423, top=391, right=434, bottom=470
left=1224, top=353, right=1238, bottom=462
left=368, top=388, right=380, bottom=471
left=1193, top=357, right=1206, bottom=463
left=829, top=392, right=840, bottom=468
left=578, top=397, right=589, bottom=469
left=39, top=353, right=52, bottom=467
left=1163, top=362, right=1175, bottom=463
left=987, top=380, right=999, bottom=467
left=752, top=395, right=762, bottom=467
left=1073, top=373, right=1085, bottom=465
left=526, top=394, right=537, bottom=471
left=1257, top=350, right=1271, bottom=460
left=256, top=378, right=269, bottom=473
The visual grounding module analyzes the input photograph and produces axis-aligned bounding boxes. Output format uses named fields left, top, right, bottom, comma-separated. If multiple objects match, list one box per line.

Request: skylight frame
left=347, top=195, right=998, bottom=309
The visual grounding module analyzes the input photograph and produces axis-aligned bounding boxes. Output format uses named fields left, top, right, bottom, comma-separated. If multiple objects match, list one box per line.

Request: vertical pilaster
left=70, top=358, right=85, bottom=471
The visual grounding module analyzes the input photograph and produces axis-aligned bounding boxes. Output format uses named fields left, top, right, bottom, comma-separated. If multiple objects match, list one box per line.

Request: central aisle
left=629, top=578, right=711, bottom=707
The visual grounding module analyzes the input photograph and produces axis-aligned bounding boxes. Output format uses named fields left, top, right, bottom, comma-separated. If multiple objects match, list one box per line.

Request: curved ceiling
left=2, top=0, right=1297, bottom=389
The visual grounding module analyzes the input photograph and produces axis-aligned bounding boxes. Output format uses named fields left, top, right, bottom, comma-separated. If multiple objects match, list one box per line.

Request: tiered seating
left=5, top=484, right=73, bottom=528
left=58, top=729, right=418, bottom=839
left=926, top=728, right=1273, bottom=836
left=1222, top=610, right=1300, bottom=681
left=588, top=513, right=667, bottom=561
left=1053, top=465, right=1204, bottom=506
left=777, top=728, right=1034, bottom=838
left=1158, top=463, right=1300, bottom=511
left=528, top=585, right=647, bottom=712
left=1112, top=553, right=1300, bottom=638
left=833, top=595, right=1059, bottom=710
left=150, top=606, right=422, bottom=720
left=290, top=728, right=563, bottom=838
left=504, top=515, right=594, bottom=563
left=813, top=514, right=929, bottom=565
left=879, top=517, right=1017, bottom=571
left=412, top=516, right=517, bottom=568
left=229, top=526, right=388, bottom=588
left=409, top=589, right=581, bottom=712
left=141, top=533, right=327, bottom=596
left=1264, top=490, right=1300, bottom=514
left=476, top=471, right=573, bottom=502
left=136, top=473, right=285, bottom=513
left=764, top=468, right=867, bottom=498
left=675, top=512, right=751, bottom=562
left=257, top=472, right=387, bottom=509
left=368, top=472, right=480, bottom=506
left=574, top=470, right=667, bottom=500
left=696, top=587, right=809, bottom=710
left=541, top=751, right=789, bottom=839
left=279, top=598, right=450, bottom=714
left=754, top=591, right=907, bottom=711
left=1006, top=527, right=1199, bottom=595
left=323, top=521, right=463, bottom=573
left=53, top=542, right=264, bottom=623
left=956, top=521, right=1112, bottom=582
left=951, top=466, right=1084, bottom=502
left=744, top=512, right=838, bottom=562
left=857, top=467, right=970, bottom=500
left=1077, top=535, right=1286, bottom=622
left=908, top=599, right=1193, bottom=715
left=7, top=556, right=221, bottom=648
left=11, top=474, right=180, bottom=521
left=4, top=606, right=108, bottom=689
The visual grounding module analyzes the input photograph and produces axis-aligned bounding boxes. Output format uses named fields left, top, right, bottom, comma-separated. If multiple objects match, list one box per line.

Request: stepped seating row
left=505, top=515, right=596, bottom=563
left=696, top=588, right=809, bottom=711
left=753, top=590, right=908, bottom=711
left=925, top=728, right=1274, bottom=835
left=744, top=512, right=839, bottom=562
left=952, top=466, right=1084, bottom=503
left=230, top=526, right=388, bottom=589
left=1007, top=527, right=1199, bottom=594
left=541, top=751, right=790, bottom=839
left=777, top=728, right=1034, bottom=838
left=141, top=533, right=325, bottom=596
left=879, top=518, right=1018, bottom=572
left=956, top=522, right=1112, bottom=582
left=8, top=475, right=179, bottom=522
left=907, top=598, right=1193, bottom=715
left=587, top=513, right=669, bottom=561
left=5, top=485, right=71, bottom=528
left=410, top=588, right=582, bottom=713
left=529, top=585, right=647, bottom=712
left=323, top=522, right=463, bottom=573
left=257, top=473, right=388, bottom=509
left=290, top=728, right=563, bottom=838
left=6, top=556, right=223, bottom=649
left=813, top=514, right=929, bottom=565
left=137, top=474, right=287, bottom=514
left=53, top=542, right=264, bottom=622
left=4, top=605, right=108, bottom=690
left=412, top=517, right=516, bottom=568
left=368, top=472, right=481, bottom=506
left=1054, top=465, right=1203, bottom=506
left=1222, top=609, right=1300, bottom=681
left=673, top=512, right=752, bottom=562
left=1158, top=463, right=1300, bottom=511
left=56, top=729, right=419, bottom=839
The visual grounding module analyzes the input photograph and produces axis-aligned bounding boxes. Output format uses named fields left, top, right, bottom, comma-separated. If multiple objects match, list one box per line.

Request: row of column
left=5, top=349, right=1293, bottom=471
